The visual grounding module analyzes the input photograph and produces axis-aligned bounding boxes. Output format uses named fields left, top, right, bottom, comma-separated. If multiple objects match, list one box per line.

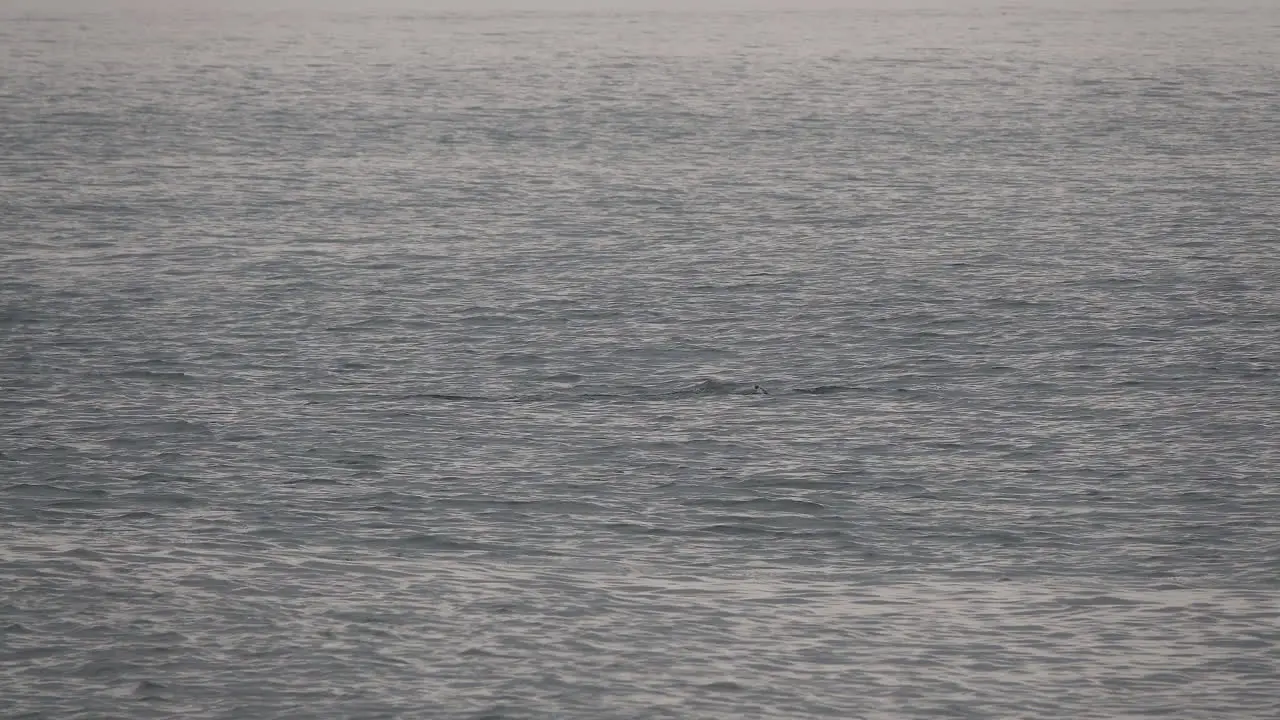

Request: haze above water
left=2, top=1, right=1278, bottom=718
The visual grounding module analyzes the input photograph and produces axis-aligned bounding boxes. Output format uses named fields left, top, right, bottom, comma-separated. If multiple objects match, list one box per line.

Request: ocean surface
left=2, top=0, right=1278, bottom=717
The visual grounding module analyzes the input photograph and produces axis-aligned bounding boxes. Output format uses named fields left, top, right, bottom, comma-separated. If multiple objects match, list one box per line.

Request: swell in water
left=391, top=379, right=857, bottom=403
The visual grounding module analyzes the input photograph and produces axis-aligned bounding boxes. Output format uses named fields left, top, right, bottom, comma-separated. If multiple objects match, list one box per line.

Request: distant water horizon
left=2, top=1, right=1277, bottom=718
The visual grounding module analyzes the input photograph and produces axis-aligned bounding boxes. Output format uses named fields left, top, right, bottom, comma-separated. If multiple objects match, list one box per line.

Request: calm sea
left=2, top=1, right=1278, bottom=718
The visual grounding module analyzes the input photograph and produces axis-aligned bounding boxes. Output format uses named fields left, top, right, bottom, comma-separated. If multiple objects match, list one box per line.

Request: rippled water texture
left=2, top=0, right=1279, bottom=717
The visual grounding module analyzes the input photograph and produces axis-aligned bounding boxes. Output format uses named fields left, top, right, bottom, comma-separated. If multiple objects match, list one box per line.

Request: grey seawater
left=2, top=0, right=1279, bottom=717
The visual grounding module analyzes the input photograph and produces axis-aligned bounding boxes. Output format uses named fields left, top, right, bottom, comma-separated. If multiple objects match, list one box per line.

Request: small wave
left=350, top=490, right=428, bottom=508
left=791, top=384, right=854, bottom=395
left=123, top=491, right=198, bottom=507
left=459, top=314, right=519, bottom=327
left=3, top=483, right=107, bottom=498
left=390, top=533, right=489, bottom=551
left=495, top=352, right=548, bottom=366
left=134, top=420, right=211, bottom=434
left=128, top=471, right=189, bottom=484
left=601, top=521, right=675, bottom=536
left=403, top=392, right=501, bottom=402
left=47, top=498, right=107, bottom=510
left=140, top=631, right=187, bottom=645
left=696, top=523, right=779, bottom=537
left=114, top=369, right=192, bottom=381
left=284, top=476, right=345, bottom=485
left=0, top=309, right=42, bottom=326
left=1062, top=594, right=1143, bottom=607
left=720, top=497, right=829, bottom=513
left=324, top=320, right=390, bottom=333
left=304, top=449, right=387, bottom=470
left=404, top=380, right=776, bottom=404
left=700, top=680, right=748, bottom=692
left=112, top=511, right=160, bottom=520
left=131, top=680, right=170, bottom=701
left=540, top=372, right=582, bottom=384
left=439, top=497, right=606, bottom=513
left=688, top=379, right=755, bottom=395
left=738, top=472, right=851, bottom=490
